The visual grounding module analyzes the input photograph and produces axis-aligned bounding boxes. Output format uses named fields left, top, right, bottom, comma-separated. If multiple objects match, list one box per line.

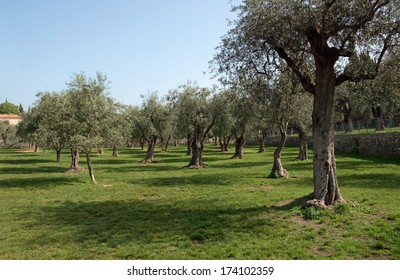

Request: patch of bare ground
left=289, top=215, right=323, bottom=229
left=308, top=245, right=331, bottom=258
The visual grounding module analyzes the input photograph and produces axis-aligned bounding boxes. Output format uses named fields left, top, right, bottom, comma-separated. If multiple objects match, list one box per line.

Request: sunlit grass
left=0, top=145, right=399, bottom=259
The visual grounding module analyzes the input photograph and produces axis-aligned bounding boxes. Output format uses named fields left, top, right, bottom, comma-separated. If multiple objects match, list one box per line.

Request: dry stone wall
left=264, top=132, right=400, bottom=158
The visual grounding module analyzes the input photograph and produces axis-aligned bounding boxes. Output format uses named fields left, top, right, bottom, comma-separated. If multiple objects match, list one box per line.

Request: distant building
left=0, top=114, right=23, bottom=126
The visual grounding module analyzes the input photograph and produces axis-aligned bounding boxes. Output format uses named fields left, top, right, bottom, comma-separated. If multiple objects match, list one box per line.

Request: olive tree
left=133, top=93, right=171, bottom=163
left=213, top=0, right=400, bottom=208
left=172, top=82, right=219, bottom=167
left=65, top=72, right=114, bottom=183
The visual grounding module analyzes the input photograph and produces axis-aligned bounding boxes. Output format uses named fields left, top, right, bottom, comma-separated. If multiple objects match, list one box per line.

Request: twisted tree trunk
left=231, top=135, right=245, bottom=159
left=269, top=123, right=289, bottom=178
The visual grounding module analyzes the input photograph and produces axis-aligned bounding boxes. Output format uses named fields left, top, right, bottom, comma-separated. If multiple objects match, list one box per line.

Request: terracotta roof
left=0, top=114, right=22, bottom=119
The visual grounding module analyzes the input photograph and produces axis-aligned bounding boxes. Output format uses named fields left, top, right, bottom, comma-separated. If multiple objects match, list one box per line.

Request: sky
left=0, top=0, right=235, bottom=110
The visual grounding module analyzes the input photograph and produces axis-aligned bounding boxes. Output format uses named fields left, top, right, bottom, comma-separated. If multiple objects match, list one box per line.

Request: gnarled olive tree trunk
left=188, top=140, right=205, bottom=167
left=86, top=152, right=96, bottom=184
left=56, top=148, right=62, bottom=162
left=306, top=58, right=343, bottom=209
left=231, top=135, right=245, bottom=159
left=269, top=122, right=288, bottom=178
left=297, top=129, right=308, bottom=160
left=219, top=136, right=231, bottom=152
left=112, top=145, right=119, bottom=157
left=67, top=149, right=82, bottom=172
left=141, top=136, right=158, bottom=163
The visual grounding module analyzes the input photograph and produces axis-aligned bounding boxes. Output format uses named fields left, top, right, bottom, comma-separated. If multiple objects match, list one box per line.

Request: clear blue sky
left=1, top=0, right=234, bottom=109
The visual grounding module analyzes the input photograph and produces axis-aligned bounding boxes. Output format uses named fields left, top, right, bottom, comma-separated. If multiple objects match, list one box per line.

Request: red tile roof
left=0, top=114, right=22, bottom=120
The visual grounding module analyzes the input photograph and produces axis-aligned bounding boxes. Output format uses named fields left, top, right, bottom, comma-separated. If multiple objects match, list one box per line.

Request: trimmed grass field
left=0, top=145, right=399, bottom=259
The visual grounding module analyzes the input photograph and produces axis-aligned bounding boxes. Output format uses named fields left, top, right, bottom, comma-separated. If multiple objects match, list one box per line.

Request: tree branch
left=275, top=47, right=316, bottom=94
left=336, top=32, right=391, bottom=86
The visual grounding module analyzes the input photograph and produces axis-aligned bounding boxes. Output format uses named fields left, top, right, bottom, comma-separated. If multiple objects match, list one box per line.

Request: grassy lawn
left=0, top=145, right=399, bottom=260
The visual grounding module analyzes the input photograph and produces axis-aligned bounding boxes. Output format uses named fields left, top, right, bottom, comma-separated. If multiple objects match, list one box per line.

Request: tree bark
left=188, top=140, right=205, bottom=167
left=86, top=152, right=96, bottom=184
left=256, top=131, right=267, bottom=153
left=141, top=136, right=158, bottom=163
left=161, top=136, right=171, bottom=152
left=306, top=58, right=343, bottom=209
left=56, top=148, right=62, bottom=162
left=231, top=135, right=245, bottom=159
left=67, top=149, right=82, bottom=172
left=343, top=107, right=353, bottom=133
left=139, top=139, right=145, bottom=150
left=187, top=120, right=215, bottom=168
left=112, top=145, right=119, bottom=157
left=269, top=123, right=289, bottom=178
left=186, top=133, right=192, bottom=155
left=219, top=136, right=230, bottom=152
left=34, top=143, right=39, bottom=153
left=297, top=129, right=308, bottom=160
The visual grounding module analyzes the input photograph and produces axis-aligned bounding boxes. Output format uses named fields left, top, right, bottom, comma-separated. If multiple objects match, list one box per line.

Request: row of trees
left=16, top=69, right=315, bottom=184
left=9, top=1, right=400, bottom=210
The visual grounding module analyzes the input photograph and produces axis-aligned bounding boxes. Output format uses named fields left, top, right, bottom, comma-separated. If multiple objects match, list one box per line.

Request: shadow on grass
left=0, top=165, right=67, bottom=175
left=30, top=199, right=270, bottom=256
left=0, top=176, right=77, bottom=189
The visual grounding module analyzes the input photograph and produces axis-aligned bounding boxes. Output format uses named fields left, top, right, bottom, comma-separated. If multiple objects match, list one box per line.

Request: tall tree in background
left=0, top=101, right=20, bottom=115
left=214, top=0, right=400, bottom=208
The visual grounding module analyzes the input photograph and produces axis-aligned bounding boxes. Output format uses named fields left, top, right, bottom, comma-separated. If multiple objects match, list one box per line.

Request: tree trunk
left=306, top=59, right=343, bottom=209
left=112, top=146, right=119, bottom=157
left=297, top=129, right=308, bottom=160
left=231, top=135, right=245, bottom=159
left=258, top=138, right=265, bottom=153
left=188, top=140, right=205, bottom=167
left=219, top=136, right=230, bottom=152
left=86, top=152, right=96, bottom=184
left=186, top=133, right=192, bottom=155
left=269, top=123, right=289, bottom=178
left=343, top=107, right=353, bottom=133
left=141, top=136, right=158, bottom=163
left=372, top=105, right=385, bottom=131
left=139, top=139, right=145, bottom=150
left=56, top=148, right=62, bottom=162
left=257, top=132, right=267, bottom=153
left=67, top=149, right=82, bottom=172
left=34, top=143, right=39, bottom=153
left=187, top=124, right=209, bottom=168
left=161, top=136, right=171, bottom=152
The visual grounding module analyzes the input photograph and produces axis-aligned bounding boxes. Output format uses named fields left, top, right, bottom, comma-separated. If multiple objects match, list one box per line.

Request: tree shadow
left=27, top=199, right=270, bottom=258
left=0, top=166, right=66, bottom=175
left=270, top=193, right=314, bottom=211
left=0, top=176, right=78, bottom=189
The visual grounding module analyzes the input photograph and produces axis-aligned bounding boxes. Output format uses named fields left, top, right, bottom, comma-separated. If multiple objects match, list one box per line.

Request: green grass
left=335, top=126, right=400, bottom=134
left=0, top=145, right=399, bottom=259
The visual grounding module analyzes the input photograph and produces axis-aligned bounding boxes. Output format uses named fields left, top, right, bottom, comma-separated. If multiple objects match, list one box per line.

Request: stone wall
left=263, top=132, right=400, bottom=158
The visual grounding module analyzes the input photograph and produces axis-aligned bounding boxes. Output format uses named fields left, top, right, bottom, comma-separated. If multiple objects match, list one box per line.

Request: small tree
left=65, top=72, right=114, bottom=183
left=173, top=82, right=218, bottom=168
left=32, top=91, right=69, bottom=162
left=134, top=93, right=170, bottom=163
